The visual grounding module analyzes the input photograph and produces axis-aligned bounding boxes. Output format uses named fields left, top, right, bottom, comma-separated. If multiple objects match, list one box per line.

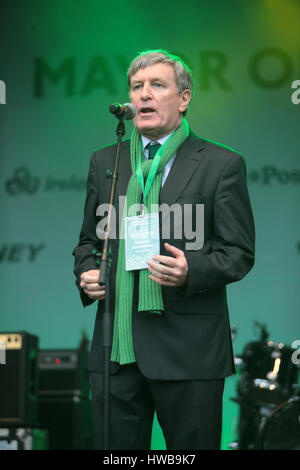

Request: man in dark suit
left=72, top=50, right=255, bottom=450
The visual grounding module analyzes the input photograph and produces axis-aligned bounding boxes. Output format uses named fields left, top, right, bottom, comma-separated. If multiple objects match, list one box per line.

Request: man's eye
left=133, top=84, right=142, bottom=90
left=153, top=83, right=163, bottom=88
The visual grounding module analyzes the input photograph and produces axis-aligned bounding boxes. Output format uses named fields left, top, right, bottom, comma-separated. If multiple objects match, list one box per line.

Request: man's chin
left=135, top=122, right=161, bottom=139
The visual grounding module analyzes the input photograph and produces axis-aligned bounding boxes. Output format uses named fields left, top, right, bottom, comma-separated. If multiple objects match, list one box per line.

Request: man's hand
left=147, top=243, right=188, bottom=287
left=80, top=270, right=106, bottom=300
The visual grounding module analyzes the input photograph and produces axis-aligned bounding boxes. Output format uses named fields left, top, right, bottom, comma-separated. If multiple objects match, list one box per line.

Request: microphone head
left=109, top=102, right=136, bottom=120
left=109, top=103, right=120, bottom=114
left=123, top=103, right=136, bottom=120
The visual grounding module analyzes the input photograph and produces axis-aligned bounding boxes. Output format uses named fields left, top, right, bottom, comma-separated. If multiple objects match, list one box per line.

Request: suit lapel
left=114, top=139, right=132, bottom=201
left=113, top=140, right=131, bottom=246
left=159, top=134, right=205, bottom=220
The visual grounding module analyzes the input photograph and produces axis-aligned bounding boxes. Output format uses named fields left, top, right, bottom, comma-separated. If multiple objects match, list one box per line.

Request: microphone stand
left=98, top=116, right=125, bottom=450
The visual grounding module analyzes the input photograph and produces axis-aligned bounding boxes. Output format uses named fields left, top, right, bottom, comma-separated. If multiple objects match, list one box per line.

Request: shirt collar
left=141, top=132, right=173, bottom=151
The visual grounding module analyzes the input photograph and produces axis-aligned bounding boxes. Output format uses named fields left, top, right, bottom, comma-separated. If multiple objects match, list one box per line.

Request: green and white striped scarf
left=111, top=119, right=189, bottom=364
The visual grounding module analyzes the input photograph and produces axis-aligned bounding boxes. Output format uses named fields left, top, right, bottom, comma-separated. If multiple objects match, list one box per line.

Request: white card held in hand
left=125, top=213, right=160, bottom=271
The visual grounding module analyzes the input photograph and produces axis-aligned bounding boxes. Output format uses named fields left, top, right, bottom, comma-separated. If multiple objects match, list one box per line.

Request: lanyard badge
left=125, top=144, right=162, bottom=270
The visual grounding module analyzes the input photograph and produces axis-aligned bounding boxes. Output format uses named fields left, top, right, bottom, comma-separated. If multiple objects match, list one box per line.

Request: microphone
left=109, top=102, right=136, bottom=120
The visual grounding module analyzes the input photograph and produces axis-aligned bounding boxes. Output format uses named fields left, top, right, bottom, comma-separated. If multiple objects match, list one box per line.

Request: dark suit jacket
left=72, top=131, right=255, bottom=380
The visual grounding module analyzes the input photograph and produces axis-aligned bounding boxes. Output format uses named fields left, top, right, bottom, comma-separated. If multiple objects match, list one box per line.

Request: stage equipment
left=229, top=322, right=300, bottom=450
left=38, top=348, right=93, bottom=450
left=256, top=397, right=300, bottom=450
left=0, top=331, right=39, bottom=427
left=238, top=337, right=299, bottom=405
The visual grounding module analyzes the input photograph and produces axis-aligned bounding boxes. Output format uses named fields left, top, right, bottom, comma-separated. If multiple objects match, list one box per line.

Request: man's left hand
left=147, top=242, right=188, bottom=287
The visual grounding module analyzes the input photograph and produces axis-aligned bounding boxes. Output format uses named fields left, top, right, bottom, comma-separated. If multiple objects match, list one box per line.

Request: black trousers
left=91, top=363, right=224, bottom=450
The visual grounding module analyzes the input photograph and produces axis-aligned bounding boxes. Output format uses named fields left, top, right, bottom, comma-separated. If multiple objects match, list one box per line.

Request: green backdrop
left=1, top=0, right=299, bottom=450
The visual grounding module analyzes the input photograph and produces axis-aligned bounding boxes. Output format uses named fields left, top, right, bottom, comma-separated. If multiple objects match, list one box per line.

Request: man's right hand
left=80, top=270, right=106, bottom=300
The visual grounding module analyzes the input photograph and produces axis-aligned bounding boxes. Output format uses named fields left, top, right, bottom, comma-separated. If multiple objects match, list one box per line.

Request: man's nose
left=140, top=83, right=152, bottom=99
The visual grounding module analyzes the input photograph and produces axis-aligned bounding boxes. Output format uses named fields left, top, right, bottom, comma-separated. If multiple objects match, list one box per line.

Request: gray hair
left=127, top=49, right=193, bottom=114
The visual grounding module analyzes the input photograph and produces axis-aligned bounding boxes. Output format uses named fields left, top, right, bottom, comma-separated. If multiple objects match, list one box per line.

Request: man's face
left=129, top=63, right=191, bottom=140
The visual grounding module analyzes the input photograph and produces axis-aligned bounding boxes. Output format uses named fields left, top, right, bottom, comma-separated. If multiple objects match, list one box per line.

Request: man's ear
left=179, top=89, right=192, bottom=114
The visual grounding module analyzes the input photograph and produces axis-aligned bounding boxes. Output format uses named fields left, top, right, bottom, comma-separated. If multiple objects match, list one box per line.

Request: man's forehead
left=130, top=63, right=175, bottom=83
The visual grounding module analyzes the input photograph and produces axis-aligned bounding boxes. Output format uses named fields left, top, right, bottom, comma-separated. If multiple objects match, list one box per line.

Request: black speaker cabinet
left=0, top=331, right=39, bottom=428
left=38, top=349, right=93, bottom=449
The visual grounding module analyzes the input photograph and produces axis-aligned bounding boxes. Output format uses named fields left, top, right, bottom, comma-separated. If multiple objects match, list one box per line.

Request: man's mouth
left=139, top=107, right=156, bottom=115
